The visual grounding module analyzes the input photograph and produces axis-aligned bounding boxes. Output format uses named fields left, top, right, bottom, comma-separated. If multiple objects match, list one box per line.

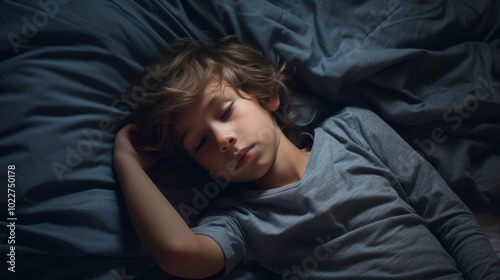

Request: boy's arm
left=113, top=124, right=224, bottom=279
left=345, top=108, right=500, bottom=279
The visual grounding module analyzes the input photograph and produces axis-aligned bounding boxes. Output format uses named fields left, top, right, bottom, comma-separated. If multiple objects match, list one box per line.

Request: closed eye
left=220, top=102, right=234, bottom=120
left=194, top=102, right=233, bottom=153
left=195, top=136, right=207, bottom=153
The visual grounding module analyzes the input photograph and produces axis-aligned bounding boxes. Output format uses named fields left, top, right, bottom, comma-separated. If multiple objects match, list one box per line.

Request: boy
left=113, top=37, right=500, bottom=279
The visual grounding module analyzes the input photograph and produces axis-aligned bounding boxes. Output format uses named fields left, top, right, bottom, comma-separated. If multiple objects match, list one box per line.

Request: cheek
left=195, top=155, right=213, bottom=171
left=196, top=153, right=225, bottom=173
left=247, top=117, right=278, bottom=144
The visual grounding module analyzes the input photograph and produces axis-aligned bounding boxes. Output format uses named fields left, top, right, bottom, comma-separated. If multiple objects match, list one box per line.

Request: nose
left=213, top=126, right=236, bottom=153
left=221, top=137, right=236, bottom=153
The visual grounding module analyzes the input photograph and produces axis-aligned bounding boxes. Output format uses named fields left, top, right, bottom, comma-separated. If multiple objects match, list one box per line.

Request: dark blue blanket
left=1, top=0, right=498, bottom=279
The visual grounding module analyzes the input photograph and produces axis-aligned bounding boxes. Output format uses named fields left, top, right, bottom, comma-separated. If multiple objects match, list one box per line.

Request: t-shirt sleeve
left=191, top=212, right=247, bottom=277
left=334, top=107, right=500, bottom=279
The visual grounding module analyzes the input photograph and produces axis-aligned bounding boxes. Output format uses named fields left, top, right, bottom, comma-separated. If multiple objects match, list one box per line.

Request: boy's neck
left=255, top=131, right=311, bottom=190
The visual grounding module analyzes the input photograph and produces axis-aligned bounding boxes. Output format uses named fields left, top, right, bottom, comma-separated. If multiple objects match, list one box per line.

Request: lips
left=234, top=146, right=254, bottom=168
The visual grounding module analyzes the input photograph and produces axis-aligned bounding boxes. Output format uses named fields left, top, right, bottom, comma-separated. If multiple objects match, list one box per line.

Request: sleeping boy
left=113, top=37, right=500, bottom=279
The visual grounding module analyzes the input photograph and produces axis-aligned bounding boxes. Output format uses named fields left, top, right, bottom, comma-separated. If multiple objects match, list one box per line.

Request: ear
left=265, top=93, right=280, bottom=112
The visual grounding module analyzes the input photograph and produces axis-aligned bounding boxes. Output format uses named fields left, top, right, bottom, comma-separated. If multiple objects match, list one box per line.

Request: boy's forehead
left=184, top=82, right=226, bottom=117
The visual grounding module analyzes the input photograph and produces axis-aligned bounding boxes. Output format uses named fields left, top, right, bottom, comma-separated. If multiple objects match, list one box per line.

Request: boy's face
left=174, top=81, right=281, bottom=184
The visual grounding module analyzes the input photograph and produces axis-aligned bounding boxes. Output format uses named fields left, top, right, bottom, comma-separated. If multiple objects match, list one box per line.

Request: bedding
left=0, top=0, right=499, bottom=279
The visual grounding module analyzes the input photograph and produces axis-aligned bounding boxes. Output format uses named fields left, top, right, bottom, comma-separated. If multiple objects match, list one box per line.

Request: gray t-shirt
left=192, top=107, right=500, bottom=279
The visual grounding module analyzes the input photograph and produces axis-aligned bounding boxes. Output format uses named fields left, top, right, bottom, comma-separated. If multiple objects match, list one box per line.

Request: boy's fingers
left=118, top=123, right=140, bottom=138
left=124, top=123, right=140, bottom=133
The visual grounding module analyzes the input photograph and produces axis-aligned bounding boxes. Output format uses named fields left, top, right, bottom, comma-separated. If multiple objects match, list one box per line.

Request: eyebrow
left=179, top=94, right=220, bottom=147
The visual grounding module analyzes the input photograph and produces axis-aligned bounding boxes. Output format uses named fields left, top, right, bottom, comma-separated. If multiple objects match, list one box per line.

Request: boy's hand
left=114, top=123, right=157, bottom=171
left=113, top=124, right=225, bottom=279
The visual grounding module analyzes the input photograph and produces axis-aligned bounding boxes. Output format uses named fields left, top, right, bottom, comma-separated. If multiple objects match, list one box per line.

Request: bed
left=1, top=0, right=499, bottom=279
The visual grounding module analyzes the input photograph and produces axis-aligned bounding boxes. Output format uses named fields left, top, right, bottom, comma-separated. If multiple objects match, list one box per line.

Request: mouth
left=234, top=146, right=254, bottom=168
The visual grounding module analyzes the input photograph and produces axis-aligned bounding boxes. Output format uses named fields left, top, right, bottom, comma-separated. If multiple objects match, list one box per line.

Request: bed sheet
left=1, top=0, right=499, bottom=279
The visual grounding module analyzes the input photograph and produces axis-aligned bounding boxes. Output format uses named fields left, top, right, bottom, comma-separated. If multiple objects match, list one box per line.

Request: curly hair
left=123, top=36, right=293, bottom=159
